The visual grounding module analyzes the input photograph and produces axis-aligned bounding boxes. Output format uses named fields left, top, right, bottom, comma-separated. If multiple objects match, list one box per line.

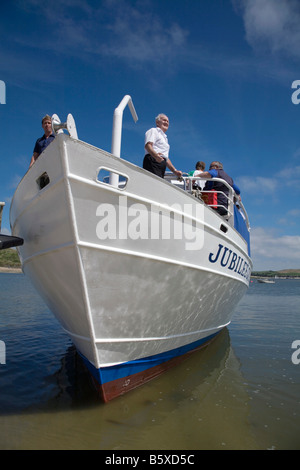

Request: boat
left=8, top=96, right=252, bottom=402
left=257, top=278, right=275, bottom=284
left=0, top=203, right=23, bottom=249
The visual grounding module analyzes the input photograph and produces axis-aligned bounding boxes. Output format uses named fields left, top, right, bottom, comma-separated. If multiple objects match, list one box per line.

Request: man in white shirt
left=143, top=114, right=182, bottom=179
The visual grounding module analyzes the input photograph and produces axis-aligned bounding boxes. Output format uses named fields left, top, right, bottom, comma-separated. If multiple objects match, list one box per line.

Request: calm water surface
left=0, top=273, right=299, bottom=450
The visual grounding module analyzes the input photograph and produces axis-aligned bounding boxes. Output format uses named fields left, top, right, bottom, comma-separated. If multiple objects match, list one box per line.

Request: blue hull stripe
left=79, top=331, right=219, bottom=386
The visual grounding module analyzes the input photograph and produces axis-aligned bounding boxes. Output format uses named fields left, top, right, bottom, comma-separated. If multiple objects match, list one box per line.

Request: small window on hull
left=36, top=172, right=50, bottom=190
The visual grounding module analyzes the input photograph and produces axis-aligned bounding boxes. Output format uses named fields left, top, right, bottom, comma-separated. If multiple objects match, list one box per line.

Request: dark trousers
left=216, top=206, right=228, bottom=216
left=143, top=154, right=167, bottom=178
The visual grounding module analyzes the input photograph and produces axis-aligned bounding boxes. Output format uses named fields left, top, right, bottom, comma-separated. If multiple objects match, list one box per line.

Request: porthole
left=36, top=172, right=50, bottom=190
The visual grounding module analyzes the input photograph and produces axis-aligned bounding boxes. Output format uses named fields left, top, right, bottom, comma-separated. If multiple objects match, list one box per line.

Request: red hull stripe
left=78, top=331, right=220, bottom=401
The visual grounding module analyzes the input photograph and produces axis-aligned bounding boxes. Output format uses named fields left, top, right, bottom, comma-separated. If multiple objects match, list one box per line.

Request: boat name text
left=208, top=243, right=251, bottom=281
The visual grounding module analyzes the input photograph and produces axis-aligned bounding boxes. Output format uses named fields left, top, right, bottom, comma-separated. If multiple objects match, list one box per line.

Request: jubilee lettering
left=235, top=256, right=241, bottom=273
left=208, top=244, right=223, bottom=263
left=228, top=252, right=237, bottom=270
left=208, top=244, right=250, bottom=281
left=220, top=247, right=232, bottom=267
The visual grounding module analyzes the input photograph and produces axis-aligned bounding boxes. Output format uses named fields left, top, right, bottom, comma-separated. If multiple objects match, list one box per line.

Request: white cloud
left=287, top=209, right=300, bottom=217
left=14, top=0, right=189, bottom=69
left=278, top=208, right=300, bottom=227
left=238, top=165, right=300, bottom=198
left=238, top=176, right=278, bottom=195
left=276, top=165, right=300, bottom=179
left=234, top=0, right=300, bottom=60
left=7, top=0, right=297, bottom=87
left=251, top=227, right=300, bottom=270
left=293, top=147, right=300, bottom=159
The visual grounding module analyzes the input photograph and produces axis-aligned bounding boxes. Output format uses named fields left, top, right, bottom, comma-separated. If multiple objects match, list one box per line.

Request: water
left=0, top=273, right=299, bottom=450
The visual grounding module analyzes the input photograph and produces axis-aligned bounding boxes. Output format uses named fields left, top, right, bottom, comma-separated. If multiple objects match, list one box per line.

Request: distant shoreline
left=1, top=265, right=300, bottom=278
left=0, top=267, right=22, bottom=273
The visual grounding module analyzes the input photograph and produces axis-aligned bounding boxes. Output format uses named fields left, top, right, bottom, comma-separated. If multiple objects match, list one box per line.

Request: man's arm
left=198, top=169, right=216, bottom=179
left=166, top=158, right=182, bottom=177
left=145, top=142, right=164, bottom=162
left=29, top=152, right=39, bottom=168
left=145, top=141, right=182, bottom=177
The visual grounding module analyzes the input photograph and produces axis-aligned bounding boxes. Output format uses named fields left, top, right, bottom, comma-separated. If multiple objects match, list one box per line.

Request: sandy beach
left=0, top=267, right=22, bottom=273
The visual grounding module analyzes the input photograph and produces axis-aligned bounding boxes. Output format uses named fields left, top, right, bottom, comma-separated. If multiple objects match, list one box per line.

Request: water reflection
left=0, top=327, right=259, bottom=449
left=2, top=275, right=300, bottom=449
left=41, top=328, right=235, bottom=412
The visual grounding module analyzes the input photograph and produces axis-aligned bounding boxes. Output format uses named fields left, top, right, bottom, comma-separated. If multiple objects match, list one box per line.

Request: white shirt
left=193, top=170, right=205, bottom=189
left=145, top=127, right=170, bottom=160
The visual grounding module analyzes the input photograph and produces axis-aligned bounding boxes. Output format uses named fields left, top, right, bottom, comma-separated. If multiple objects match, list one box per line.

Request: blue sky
left=0, top=0, right=300, bottom=271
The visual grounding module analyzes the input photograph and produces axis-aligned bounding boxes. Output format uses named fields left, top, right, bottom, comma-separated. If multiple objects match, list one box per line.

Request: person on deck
left=143, top=114, right=182, bottom=179
left=192, top=161, right=206, bottom=190
left=198, top=161, right=241, bottom=216
left=29, top=115, right=55, bottom=168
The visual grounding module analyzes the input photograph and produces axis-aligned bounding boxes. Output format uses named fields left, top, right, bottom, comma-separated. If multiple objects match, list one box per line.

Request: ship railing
left=184, top=175, right=235, bottom=216
left=165, top=173, right=250, bottom=231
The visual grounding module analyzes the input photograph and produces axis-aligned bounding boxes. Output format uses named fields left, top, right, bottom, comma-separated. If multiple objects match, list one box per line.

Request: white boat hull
left=10, top=134, right=252, bottom=401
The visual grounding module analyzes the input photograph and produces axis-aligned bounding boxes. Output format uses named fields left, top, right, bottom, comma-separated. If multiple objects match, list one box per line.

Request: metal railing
left=164, top=173, right=250, bottom=231
left=184, top=175, right=235, bottom=217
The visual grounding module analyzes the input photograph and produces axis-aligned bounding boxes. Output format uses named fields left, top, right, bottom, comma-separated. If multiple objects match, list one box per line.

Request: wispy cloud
left=239, top=165, right=300, bottom=198
left=251, top=227, right=300, bottom=270
left=233, top=0, right=300, bottom=60
left=278, top=208, right=300, bottom=227
left=99, top=1, right=189, bottom=67
left=4, top=0, right=297, bottom=88
left=238, top=176, right=278, bottom=196
left=13, top=0, right=189, bottom=70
